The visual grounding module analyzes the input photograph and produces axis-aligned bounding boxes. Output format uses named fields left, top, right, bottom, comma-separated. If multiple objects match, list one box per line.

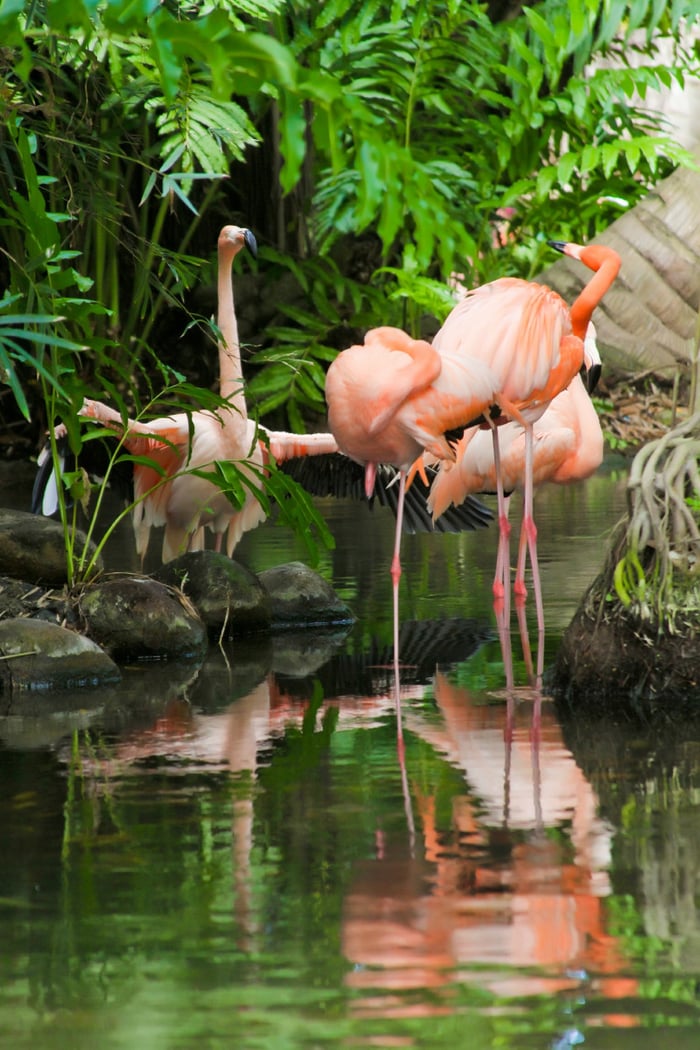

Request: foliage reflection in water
left=2, top=464, right=700, bottom=1047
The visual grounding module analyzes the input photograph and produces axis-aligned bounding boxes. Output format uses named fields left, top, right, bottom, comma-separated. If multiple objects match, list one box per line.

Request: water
left=3, top=457, right=700, bottom=1048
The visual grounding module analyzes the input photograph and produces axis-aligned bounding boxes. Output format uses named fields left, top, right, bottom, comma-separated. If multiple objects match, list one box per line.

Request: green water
left=2, top=462, right=700, bottom=1048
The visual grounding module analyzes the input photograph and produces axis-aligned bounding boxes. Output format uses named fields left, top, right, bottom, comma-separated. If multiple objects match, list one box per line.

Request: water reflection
left=33, top=617, right=634, bottom=1041
left=4, top=464, right=700, bottom=1045
left=342, top=660, right=635, bottom=1021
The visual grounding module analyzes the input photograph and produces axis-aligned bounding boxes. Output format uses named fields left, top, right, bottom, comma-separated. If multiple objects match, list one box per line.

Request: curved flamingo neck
left=569, top=246, right=621, bottom=340
left=217, top=241, right=247, bottom=419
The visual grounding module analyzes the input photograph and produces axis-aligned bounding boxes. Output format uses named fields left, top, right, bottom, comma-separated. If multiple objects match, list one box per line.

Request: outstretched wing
left=281, top=453, right=493, bottom=534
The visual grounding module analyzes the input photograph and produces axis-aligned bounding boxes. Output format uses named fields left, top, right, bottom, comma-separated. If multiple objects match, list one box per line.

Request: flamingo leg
left=390, top=471, right=416, bottom=849
left=517, top=424, right=545, bottom=636
left=514, top=597, right=534, bottom=684
left=514, top=504, right=528, bottom=598
left=390, top=470, right=407, bottom=685
left=490, top=425, right=511, bottom=624
left=495, top=600, right=514, bottom=823
left=494, top=493, right=512, bottom=600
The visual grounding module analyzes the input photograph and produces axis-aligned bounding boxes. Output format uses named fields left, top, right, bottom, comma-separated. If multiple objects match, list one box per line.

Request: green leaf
left=278, top=88, right=307, bottom=194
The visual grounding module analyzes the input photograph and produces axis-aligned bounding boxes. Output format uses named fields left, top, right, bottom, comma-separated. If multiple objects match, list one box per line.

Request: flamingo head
left=219, top=225, right=258, bottom=259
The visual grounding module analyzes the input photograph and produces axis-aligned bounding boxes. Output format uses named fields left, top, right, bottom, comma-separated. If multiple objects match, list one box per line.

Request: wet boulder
left=155, top=551, right=272, bottom=635
left=258, top=561, right=355, bottom=629
left=0, top=508, right=102, bottom=587
left=0, top=618, right=120, bottom=701
left=79, top=575, right=207, bottom=661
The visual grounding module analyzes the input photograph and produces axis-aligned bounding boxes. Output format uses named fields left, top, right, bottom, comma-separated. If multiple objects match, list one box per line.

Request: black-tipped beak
left=547, top=239, right=567, bottom=253
left=244, top=228, right=258, bottom=258
left=584, top=361, right=602, bottom=394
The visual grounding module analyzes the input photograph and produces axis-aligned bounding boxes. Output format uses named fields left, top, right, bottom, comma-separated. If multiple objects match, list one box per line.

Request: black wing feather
left=281, top=453, right=493, bottom=533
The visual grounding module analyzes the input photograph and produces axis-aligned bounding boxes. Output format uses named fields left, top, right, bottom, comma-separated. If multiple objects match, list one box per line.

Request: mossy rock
left=155, top=551, right=271, bottom=635
left=0, top=509, right=101, bottom=587
left=79, top=574, right=207, bottom=661
left=258, top=561, right=355, bottom=629
left=0, top=618, right=120, bottom=700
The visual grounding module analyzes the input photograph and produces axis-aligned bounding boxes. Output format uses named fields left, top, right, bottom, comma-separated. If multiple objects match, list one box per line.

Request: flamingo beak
left=584, top=360, right=602, bottom=394
left=582, top=321, right=601, bottom=394
left=547, top=239, right=567, bottom=253
left=244, top=229, right=258, bottom=258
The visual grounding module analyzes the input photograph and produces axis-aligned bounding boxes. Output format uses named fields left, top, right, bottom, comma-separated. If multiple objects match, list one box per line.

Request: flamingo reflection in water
left=67, top=632, right=636, bottom=1028
left=343, top=644, right=638, bottom=1024
left=339, top=605, right=631, bottom=1021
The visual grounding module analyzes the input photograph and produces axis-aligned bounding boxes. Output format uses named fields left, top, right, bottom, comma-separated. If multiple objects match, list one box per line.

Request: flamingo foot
left=390, top=554, right=402, bottom=588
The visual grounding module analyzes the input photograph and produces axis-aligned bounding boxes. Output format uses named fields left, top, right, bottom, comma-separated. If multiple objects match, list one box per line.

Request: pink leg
left=515, top=598, right=534, bottom=683
left=390, top=471, right=406, bottom=763
left=390, top=472, right=416, bottom=849
left=495, top=595, right=515, bottom=696
left=514, top=584, right=544, bottom=770
left=81, top=397, right=129, bottom=430
left=494, top=492, right=512, bottom=600
left=495, top=600, right=514, bottom=819
left=490, top=426, right=511, bottom=617
left=514, top=506, right=528, bottom=599
left=519, top=425, right=545, bottom=636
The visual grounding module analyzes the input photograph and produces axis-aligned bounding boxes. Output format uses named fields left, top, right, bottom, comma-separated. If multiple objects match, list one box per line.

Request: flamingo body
left=325, top=324, right=499, bottom=682
left=79, top=399, right=339, bottom=563
left=433, top=278, right=581, bottom=426
left=54, top=224, right=339, bottom=563
left=429, top=372, right=603, bottom=517
left=430, top=243, right=620, bottom=630
left=326, top=325, right=498, bottom=491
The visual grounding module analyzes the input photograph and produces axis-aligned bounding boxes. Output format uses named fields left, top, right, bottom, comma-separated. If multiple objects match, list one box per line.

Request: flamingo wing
left=281, top=452, right=493, bottom=533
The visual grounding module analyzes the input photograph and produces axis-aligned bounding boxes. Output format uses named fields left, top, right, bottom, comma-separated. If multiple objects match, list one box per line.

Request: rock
left=0, top=508, right=101, bottom=587
left=79, top=575, right=207, bottom=661
left=258, top=561, right=355, bottom=629
left=154, top=551, right=271, bottom=635
left=0, top=618, right=120, bottom=701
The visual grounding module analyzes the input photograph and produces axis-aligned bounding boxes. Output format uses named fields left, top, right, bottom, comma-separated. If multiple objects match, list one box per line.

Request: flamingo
left=428, top=323, right=604, bottom=611
left=41, top=224, right=339, bottom=563
left=431, top=240, right=621, bottom=632
left=324, top=324, right=500, bottom=688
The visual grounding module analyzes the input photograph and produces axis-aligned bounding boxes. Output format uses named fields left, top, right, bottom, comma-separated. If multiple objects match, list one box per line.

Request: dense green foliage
left=0, top=0, right=698, bottom=575
left=2, top=0, right=698, bottom=424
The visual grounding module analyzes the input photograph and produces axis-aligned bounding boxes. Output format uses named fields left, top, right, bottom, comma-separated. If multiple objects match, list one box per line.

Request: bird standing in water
left=431, top=240, right=621, bottom=631
left=325, top=324, right=499, bottom=674
left=428, top=323, right=604, bottom=604
left=40, top=224, right=339, bottom=563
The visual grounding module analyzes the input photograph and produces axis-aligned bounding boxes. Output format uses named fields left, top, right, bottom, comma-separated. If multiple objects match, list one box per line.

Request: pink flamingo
left=428, top=323, right=604, bottom=612
left=431, top=240, right=621, bottom=632
left=324, top=324, right=499, bottom=673
left=72, top=224, right=339, bottom=562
